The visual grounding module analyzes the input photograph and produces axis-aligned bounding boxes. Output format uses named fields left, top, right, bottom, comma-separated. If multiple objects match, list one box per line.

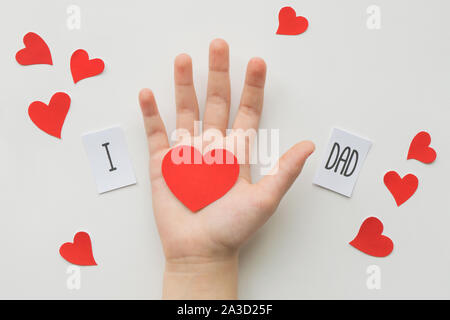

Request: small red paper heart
left=70, top=49, right=105, bottom=83
left=15, top=32, right=52, bottom=66
left=276, top=6, right=309, bottom=35
left=350, top=217, right=393, bottom=258
left=162, top=145, right=240, bottom=212
left=407, top=131, right=436, bottom=164
left=59, top=231, right=97, bottom=266
left=28, top=92, right=71, bottom=139
left=383, top=171, right=418, bottom=206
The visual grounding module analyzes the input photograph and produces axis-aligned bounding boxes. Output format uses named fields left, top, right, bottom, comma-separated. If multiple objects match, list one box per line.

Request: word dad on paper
left=313, top=128, right=372, bottom=197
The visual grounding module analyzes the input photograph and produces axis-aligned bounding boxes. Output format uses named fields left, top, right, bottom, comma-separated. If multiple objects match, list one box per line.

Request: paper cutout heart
left=276, top=6, right=309, bottom=35
left=407, top=131, right=436, bottom=164
left=350, top=217, right=393, bottom=258
left=59, top=231, right=97, bottom=266
left=383, top=171, right=418, bottom=206
left=15, top=32, right=52, bottom=66
left=162, top=145, right=240, bottom=212
left=28, top=92, right=71, bottom=139
left=70, top=49, right=105, bottom=83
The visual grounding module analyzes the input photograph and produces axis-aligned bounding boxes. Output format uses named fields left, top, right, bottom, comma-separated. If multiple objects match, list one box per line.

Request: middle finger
left=203, top=39, right=231, bottom=136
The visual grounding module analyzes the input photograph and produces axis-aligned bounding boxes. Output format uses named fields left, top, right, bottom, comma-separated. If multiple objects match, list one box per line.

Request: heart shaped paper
left=350, top=217, right=393, bottom=257
left=15, top=32, right=52, bottom=65
left=28, top=92, right=71, bottom=139
left=407, top=131, right=436, bottom=164
left=276, top=6, right=309, bottom=35
left=70, top=49, right=105, bottom=83
left=383, top=171, right=418, bottom=206
left=162, top=145, right=240, bottom=212
left=59, top=231, right=97, bottom=266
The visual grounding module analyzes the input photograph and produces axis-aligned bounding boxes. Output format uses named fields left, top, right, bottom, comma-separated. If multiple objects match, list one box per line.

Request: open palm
left=138, top=39, right=314, bottom=265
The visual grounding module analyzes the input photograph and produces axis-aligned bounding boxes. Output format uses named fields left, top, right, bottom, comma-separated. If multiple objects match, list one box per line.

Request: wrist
left=163, top=254, right=239, bottom=300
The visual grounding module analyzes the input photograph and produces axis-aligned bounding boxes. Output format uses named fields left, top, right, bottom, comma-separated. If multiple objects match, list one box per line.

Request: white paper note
left=82, top=126, right=136, bottom=193
left=313, top=128, right=372, bottom=197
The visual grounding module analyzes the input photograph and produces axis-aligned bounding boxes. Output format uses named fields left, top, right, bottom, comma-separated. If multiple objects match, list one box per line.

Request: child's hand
left=139, top=39, right=314, bottom=299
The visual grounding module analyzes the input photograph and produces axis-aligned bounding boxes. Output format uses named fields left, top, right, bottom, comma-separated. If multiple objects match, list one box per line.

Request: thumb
left=257, top=140, right=315, bottom=207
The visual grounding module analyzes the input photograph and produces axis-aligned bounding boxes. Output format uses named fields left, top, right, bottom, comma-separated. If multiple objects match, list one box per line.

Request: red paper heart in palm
left=276, top=6, right=309, bottom=35
left=407, top=131, right=436, bottom=164
left=28, top=92, right=71, bottom=139
left=162, top=145, right=240, bottom=212
left=59, top=231, right=97, bottom=266
left=350, top=217, right=393, bottom=257
left=383, top=171, right=418, bottom=206
left=15, top=32, right=52, bottom=65
left=70, top=49, right=105, bottom=83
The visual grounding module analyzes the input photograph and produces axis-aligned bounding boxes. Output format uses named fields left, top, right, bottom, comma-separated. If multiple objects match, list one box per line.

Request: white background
left=1, top=0, right=450, bottom=299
